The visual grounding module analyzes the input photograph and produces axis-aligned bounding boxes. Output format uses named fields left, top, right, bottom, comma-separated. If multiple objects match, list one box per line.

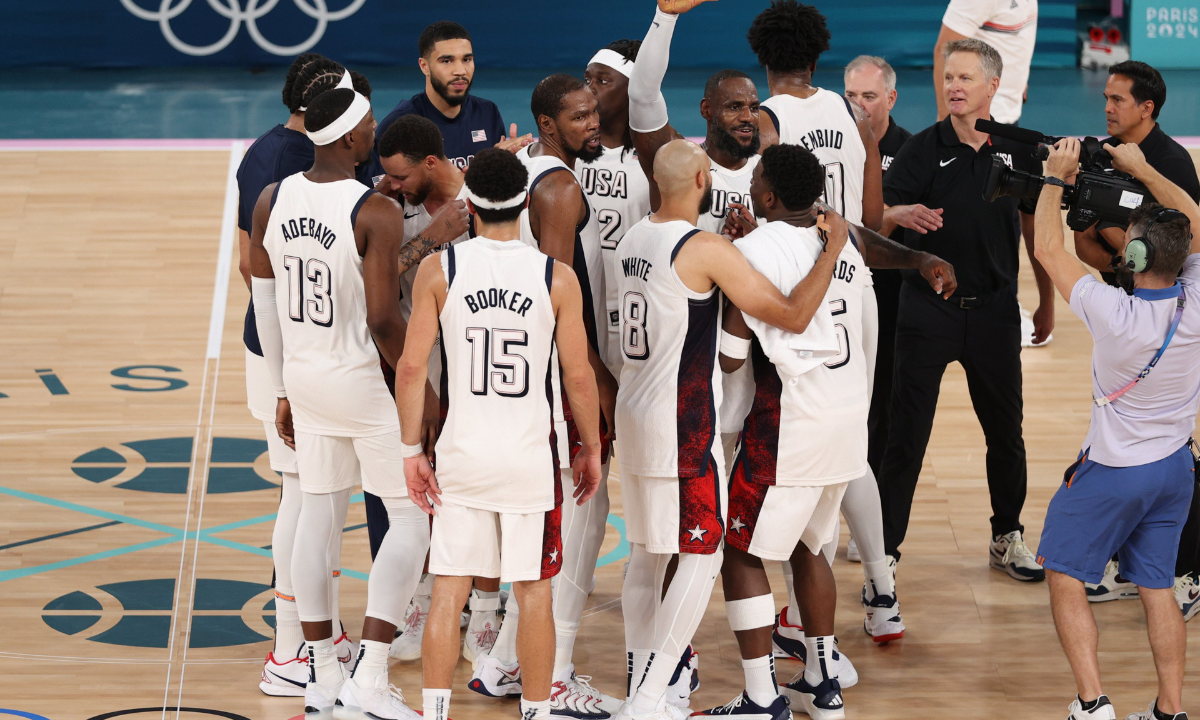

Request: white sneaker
left=303, top=660, right=347, bottom=715
left=846, top=537, right=861, bottom=563
left=769, top=609, right=857, bottom=688
left=390, top=594, right=430, bottom=661
left=989, top=530, right=1046, bottom=582
left=462, top=596, right=502, bottom=664
left=862, top=583, right=905, bottom=644
left=550, top=665, right=618, bottom=718
left=1175, top=574, right=1200, bottom=621
left=665, top=645, right=698, bottom=708
left=334, top=631, right=357, bottom=667
left=887, top=554, right=898, bottom=586
left=1086, top=560, right=1139, bottom=603
left=467, top=654, right=523, bottom=697
left=613, top=704, right=676, bottom=720
left=1021, top=305, right=1052, bottom=347
left=1065, top=695, right=1116, bottom=720
left=783, top=672, right=845, bottom=720
left=1123, top=700, right=1188, bottom=720
left=336, top=673, right=421, bottom=720
left=259, top=650, right=308, bottom=697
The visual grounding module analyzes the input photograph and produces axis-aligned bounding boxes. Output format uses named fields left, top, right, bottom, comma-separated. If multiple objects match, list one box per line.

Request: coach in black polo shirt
left=878, top=39, right=1055, bottom=583
left=1074, top=60, right=1200, bottom=280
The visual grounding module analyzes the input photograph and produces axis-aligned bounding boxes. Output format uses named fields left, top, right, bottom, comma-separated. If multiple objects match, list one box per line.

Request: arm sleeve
left=941, top=0, right=990, bottom=37
left=252, top=277, right=287, bottom=397
left=628, top=8, right=677, bottom=134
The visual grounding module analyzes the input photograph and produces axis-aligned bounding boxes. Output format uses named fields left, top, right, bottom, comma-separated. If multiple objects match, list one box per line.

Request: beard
left=407, top=177, right=434, bottom=207
left=569, top=135, right=604, bottom=164
left=430, top=74, right=472, bottom=108
left=709, top=121, right=760, bottom=160
left=698, top=178, right=713, bottom=216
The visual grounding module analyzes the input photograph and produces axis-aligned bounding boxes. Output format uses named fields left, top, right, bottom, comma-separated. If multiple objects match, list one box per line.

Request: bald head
left=654, top=139, right=711, bottom=202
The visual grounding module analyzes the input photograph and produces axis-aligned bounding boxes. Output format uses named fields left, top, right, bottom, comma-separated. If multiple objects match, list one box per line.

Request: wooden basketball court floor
left=2, top=143, right=1199, bottom=720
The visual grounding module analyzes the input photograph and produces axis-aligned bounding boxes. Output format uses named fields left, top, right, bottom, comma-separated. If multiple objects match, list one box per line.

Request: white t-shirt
left=942, top=0, right=1038, bottom=124
left=1071, top=256, right=1200, bottom=467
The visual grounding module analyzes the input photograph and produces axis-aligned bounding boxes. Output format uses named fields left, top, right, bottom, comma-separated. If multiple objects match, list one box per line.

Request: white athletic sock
left=470, top=588, right=500, bottom=609
left=422, top=688, right=451, bottom=720
left=306, top=636, right=339, bottom=688
left=621, top=544, right=669, bottom=692
left=803, top=635, right=836, bottom=686
left=781, top=561, right=800, bottom=621
left=273, top=592, right=304, bottom=659
left=553, top=622, right=579, bottom=678
left=351, top=639, right=390, bottom=688
left=520, top=696, right=552, bottom=719
left=627, top=649, right=652, bottom=701
left=490, top=590, right=520, bottom=664
left=742, top=655, right=778, bottom=706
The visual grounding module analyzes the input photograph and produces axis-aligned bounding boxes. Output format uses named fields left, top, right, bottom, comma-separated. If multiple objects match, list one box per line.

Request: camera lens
left=983, top=156, right=1045, bottom=202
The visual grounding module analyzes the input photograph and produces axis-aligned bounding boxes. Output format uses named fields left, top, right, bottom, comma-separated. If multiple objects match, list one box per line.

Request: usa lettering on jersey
left=463, top=286, right=535, bottom=317
left=279, top=216, right=337, bottom=248
left=708, top=188, right=749, bottom=221
left=579, top=166, right=630, bottom=199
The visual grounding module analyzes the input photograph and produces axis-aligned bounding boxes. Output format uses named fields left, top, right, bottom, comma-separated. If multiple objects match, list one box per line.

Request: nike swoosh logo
left=653, top=21, right=660, bottom=27
left=268, top=670, right=306, bottom=688
left=940, top=158, right=957, bottom=167
left=404, top=212, right=420, bottom=219
left=1188, top=588, right=1199, bottom=601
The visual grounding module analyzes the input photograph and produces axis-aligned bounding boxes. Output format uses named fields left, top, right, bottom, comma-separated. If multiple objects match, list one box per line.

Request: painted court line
left=0, top=520, right=121, bottom=551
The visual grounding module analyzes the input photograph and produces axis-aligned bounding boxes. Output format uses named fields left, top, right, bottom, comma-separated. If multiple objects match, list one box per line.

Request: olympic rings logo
left=120, top=0, right=367, bottom=57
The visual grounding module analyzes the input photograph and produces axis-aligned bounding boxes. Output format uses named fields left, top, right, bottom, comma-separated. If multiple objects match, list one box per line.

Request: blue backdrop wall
left=4, top=0, right=1076, bottom=69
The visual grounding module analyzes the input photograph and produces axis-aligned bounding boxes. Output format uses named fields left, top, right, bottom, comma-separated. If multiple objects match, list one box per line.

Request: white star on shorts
left=687, top=525, right=708, bottom=542
left=548, top=547, right=559, bottom=563
left=730, top=517, right=746, bottom=533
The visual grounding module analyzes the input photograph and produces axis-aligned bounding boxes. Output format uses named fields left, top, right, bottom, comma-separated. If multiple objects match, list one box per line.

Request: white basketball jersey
left=434, top=237, right=559, bottom=513
left=262, top=174, right=398, bottom=436
left=576, top=144, right=652, bottom=377
left=615, top=217, right=723, bottom=478
left=761, top=89, right=867, bottom=225
left=738, top=236, right=873, bottom=486
left=698, top=155, right=759, bottom=236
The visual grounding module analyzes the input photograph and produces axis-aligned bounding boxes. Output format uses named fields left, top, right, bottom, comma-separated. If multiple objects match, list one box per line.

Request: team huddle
left=239, top=1, right=960, bottom=719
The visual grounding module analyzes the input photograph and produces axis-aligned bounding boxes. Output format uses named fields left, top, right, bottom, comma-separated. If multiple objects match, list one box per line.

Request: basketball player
left=376, top=115, right=499, bottom=665
left=470, top=74, right=620, bottom=718
left=237, top=53, right=358, bottom=694
left=615, top=138, right=852, bottom=720
left=249, top=88, right=449, bottom=717
left=395, top=147, right=603, bottom=720
left=748, top=0, right=883, bottom=232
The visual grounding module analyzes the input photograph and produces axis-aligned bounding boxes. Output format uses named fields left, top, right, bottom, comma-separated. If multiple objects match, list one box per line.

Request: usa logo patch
left=472, top=130, right=487, bottom=143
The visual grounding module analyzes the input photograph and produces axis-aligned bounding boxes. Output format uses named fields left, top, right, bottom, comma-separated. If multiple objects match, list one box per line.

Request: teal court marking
left=0, top=484, right=630, bottom=583
left=0, top=520, right=122, bottom=551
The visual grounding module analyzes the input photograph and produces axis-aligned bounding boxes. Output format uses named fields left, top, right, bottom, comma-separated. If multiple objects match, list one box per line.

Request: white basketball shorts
left=725, top=453, right=848, bottom=560
left=246, top=348, right=297, bottom=474
left=429, top=500, right=562, bottom=583
left=621, top=458, right=726, bottom=556
left=293, top=429, right=406, bottom=498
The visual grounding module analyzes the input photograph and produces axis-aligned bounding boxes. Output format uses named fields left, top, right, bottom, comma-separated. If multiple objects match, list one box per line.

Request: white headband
left=588, top=49, right=634, bottom=78
left=298, top=70, right=354, bottom=112
left=307, top=91, right=371, bottom=146
left=464, top=187, right=528, bottom=210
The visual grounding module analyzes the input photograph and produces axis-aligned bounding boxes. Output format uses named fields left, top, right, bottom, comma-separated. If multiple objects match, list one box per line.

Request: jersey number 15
left=466, top=327, right=529, bottom=397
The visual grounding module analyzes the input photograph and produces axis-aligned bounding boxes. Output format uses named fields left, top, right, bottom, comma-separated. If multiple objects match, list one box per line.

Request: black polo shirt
left=1100, top=123, right=1200, bottom=203
left=883, top=116, right=1039, bottom=298
left=874, top=116, right=913, bottom=301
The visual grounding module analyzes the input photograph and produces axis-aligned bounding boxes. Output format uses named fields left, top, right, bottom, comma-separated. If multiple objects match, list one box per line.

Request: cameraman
left=1073, top=61, right=1200, bottom=281
left=1033, top=138, right=1200, bottom=720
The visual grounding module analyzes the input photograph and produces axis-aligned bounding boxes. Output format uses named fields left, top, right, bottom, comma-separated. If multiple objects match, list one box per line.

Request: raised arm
left=397, top=199, right=470, bottom=276
left=1033, top=139, right=1092, bottom=301
left=550, top=261, right=603, bottom=505
left=629, top=2, right=707, bottom=209
left=853, top=224, right=957, bottom=298
left=398, top=253, right=448, bottom=514
left=1107, top=141, right=1200, bottom=253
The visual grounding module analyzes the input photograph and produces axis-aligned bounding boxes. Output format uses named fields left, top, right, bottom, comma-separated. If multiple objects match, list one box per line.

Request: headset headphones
left=1124, top=207, right=1189, bottom=274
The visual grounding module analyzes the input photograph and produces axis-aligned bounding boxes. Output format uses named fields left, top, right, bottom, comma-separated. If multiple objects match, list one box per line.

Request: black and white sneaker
left=861, top=582, right=905, bottom=643
left=691, top=691, right=790, bottom=719
left=1065, top=694, right=1115, bottom=720
left=989, top=530, right=1045, bottom=582
left=1123, top=700, right=1188, bottom=720
left=783, top=674, right=844, bottom=720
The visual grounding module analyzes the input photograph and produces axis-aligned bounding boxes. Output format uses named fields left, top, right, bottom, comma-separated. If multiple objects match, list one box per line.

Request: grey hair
left=844, top=55, right=897, bottom=93
left=943, top=38, right=1003, bottom=80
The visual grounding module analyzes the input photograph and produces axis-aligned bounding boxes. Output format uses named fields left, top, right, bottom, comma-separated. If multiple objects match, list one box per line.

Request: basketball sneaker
left=1123, top=701, right=1188, bottom=720
left=1064, top=695, right=1116, bottom=720
left=463, top=593, right=502, bottom=664
left=335, top=673, right=421, bottom=720
left=665, top=645, right=699, bottom=707
left=259, top=650, right=308, bottom=697
left=468, top=654, right=523, bottom=697
left=1086, top=561, right=1139, bottom=603
left=1174, top=574, right=1200, bottom=621
left=691, top=690, right=791, bottom=719
left=303, top=656, right=347, bottom=715
left=390, top=594, right=430, bottom=661
left=783, top=673, right=844, bottom=720
left=550, top=665, right=616, bottom=719
left=769, top=608, right=857, bottom=688
left=861, top=582, right=905, bottom=643
left=846, top=537, right=861, bottom=563
left=989, top=530, right=1045, bottom=582
left=334, top=630, right=358, bottom=667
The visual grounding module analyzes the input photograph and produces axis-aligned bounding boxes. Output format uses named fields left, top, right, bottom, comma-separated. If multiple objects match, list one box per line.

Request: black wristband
left=1044, top=176, right=1069, bottom=189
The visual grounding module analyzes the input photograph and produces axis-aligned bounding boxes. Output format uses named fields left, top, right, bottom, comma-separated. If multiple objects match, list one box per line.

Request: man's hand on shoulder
left=426, top=199, right=470, bottom=244
left=816, top=203, right=849, bottom=255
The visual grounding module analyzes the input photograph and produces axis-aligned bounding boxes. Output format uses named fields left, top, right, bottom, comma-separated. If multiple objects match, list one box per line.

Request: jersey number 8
left=283, top=255, right=332, bottom=327
left=466, top=327, right=529, bottom=397
left=621, top=291, right=649, bottom=360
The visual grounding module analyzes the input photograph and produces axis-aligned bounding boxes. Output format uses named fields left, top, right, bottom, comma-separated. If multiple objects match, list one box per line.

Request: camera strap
left=1094, top=285, right=1186, bottom=407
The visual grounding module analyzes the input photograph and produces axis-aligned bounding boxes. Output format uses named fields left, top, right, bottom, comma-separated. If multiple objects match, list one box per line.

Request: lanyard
left=1095, top=285, right=1186, bottom=407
